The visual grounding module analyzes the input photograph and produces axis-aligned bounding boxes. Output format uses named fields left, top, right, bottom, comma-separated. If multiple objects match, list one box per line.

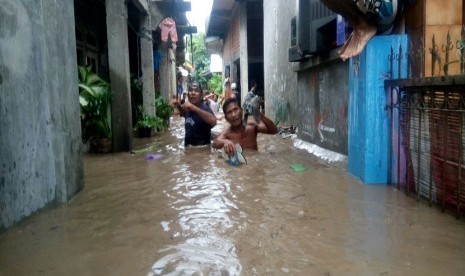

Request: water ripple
left=150, top=236, right=241, bottom=275
left=153, top=139, right=242, bottom=274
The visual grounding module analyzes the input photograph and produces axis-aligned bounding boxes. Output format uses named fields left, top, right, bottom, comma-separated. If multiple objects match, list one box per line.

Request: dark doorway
left=74, top=0, right=109, bottom=80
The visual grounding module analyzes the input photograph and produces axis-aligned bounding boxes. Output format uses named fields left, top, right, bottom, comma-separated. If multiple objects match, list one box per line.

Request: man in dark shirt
left=171, top=82, right=217, bottom=146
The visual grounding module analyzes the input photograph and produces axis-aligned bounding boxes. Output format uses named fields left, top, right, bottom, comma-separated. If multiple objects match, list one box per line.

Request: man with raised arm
left=212, top=98, right=277, bottom=155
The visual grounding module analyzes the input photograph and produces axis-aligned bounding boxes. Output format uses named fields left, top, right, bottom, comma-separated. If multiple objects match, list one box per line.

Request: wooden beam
left=210, top=10, right=231, bottom=20
left=152, top=1, right=191, bottom=12
left=177, top=25, right=197, bottom=34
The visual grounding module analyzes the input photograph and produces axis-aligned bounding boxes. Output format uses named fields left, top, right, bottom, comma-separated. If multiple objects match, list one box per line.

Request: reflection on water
left=151, top=145, right=242, bottom=275
left=1, top=116, right=465, bottom=275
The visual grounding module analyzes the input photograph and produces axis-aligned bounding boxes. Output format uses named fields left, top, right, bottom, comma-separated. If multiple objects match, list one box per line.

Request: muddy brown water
left=1, top=116, right=465, bottom=275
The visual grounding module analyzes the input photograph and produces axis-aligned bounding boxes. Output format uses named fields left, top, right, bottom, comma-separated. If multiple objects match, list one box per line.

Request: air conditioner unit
left=289, top=0, right=337, bottom=62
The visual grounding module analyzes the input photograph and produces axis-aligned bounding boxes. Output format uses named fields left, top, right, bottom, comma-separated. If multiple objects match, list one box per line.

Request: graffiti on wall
left=297, top=65, right=349, bottom=155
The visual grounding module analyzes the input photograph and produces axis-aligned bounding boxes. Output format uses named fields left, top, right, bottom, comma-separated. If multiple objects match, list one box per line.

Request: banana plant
left=78, top=66, right=112, bottom=142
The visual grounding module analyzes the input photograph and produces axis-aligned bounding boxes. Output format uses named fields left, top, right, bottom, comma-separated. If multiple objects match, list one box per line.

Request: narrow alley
left=2, top=0, right=465, bottom=274
left=1, top=116, right=464, bottom=275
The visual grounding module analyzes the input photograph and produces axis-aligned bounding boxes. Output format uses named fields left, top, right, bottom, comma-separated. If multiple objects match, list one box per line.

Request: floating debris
left=289, top=163, right=306, bottom=172
left=146, top=153, right=162, bottom=160
left=130, top=145, right=155, bottom=154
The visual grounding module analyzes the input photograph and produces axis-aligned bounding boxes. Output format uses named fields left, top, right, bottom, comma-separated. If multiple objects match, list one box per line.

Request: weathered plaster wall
left=0, top=0, right=83, bottom=231
left=296, top=61, right=349, bottom=155
left=263, top=0, right=298, bottom=126
left=239, top=2, right=249, bottom=103
left=106, top=0, right=133, bottom=152
left=140, top=14, right=156, bottom=118
left=263, top=0, right=349, bottom=155
left=131, top=0, right=149, bottom=12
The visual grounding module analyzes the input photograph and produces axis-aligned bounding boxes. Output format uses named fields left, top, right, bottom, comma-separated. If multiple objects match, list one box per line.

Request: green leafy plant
left=78, top=66, right=112, bottom=142
left=155, top=95, right=174, bottom=131
left=130, top=74, right=143, bottom=126
left=134, top=96, right=173, bottom=137
left=208, top=73, right=223, bottom=95
left=134, top=106, right=165, bottom=137
left=135, top=110, right=157, bottom=130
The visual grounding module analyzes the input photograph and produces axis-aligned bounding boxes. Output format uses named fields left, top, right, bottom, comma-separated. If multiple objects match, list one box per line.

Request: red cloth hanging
left=159, top=17, right=178, bottom=44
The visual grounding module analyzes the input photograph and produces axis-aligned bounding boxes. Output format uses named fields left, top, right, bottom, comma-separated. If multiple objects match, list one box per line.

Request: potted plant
left=135, top=112, right=157, bottom=138
left=133, top=95, right=174, bottom=138
left=130, top=74, right=143, bottom=127
left=78, top=66, right=113, bottom=153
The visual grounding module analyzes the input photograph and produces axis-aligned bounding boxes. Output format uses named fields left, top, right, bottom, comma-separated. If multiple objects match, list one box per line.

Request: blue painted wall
left=348, top=35, right=408, bottom=184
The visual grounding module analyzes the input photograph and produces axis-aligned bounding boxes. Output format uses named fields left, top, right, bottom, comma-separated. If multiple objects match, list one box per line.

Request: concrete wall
left=140, top=14, right=156, bottom=118
left=106, top=0, right=133, bottom=152
left=263, top=0, right=349, bottom=155
left=131, top=0, right=149, bottom=12
left=239, top=2, right=249, bottom=103
left=263, top=0, right=298, bottom=126
left=295, top=59, right=349, bottom=155
left=130, top=0, right=156, bottom=118
left=0, top=0, right=83, bottom=231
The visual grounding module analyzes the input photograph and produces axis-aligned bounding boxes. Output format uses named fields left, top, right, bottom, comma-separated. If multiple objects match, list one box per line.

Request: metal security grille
left=386, top=81, right=465, bottom=218
left=385, top=29, right=465, bottom=218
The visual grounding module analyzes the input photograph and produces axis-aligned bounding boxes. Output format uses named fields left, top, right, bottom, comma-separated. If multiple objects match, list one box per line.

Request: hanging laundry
left=159, top=17, right=178, bottom=44
left=153, top=49, right=162, bottom=73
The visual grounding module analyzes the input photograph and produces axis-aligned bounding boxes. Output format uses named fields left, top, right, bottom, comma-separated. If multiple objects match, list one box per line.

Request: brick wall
left=223, top=8, right=240, bottom=66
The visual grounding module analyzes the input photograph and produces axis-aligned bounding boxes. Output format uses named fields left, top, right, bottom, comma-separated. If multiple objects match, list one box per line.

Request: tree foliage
left=187, top=33, right=210, bottom=88
left=208, top=73, right=223, bottom=95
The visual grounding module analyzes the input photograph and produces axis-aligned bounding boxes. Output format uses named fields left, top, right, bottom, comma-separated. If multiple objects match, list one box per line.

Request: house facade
left=206, top=0, right=465, bottom=158
left=207, top=0, right=348, bottom=155
left=206, top=0, right=465, bottom=214
left=1, top=0, right=192, bottom=231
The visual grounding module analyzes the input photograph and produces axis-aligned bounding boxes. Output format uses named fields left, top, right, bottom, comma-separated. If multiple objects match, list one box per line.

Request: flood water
left=1, top=116, right=465, bottom=275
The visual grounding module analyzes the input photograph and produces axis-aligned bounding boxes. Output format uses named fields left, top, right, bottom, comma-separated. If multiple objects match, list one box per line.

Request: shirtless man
left=212, top=98, right=278, bottom=155
left=320, top=0, right=403, bottom=61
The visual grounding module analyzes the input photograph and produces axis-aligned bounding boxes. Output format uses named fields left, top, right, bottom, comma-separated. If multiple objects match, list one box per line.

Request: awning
left=205, top=36, right=224, bottom=55
left=205, top=0, right=235, bottom=54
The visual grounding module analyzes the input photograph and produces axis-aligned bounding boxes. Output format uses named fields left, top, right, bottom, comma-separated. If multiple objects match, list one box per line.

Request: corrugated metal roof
left=205, top=0, right=236, bottom=38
